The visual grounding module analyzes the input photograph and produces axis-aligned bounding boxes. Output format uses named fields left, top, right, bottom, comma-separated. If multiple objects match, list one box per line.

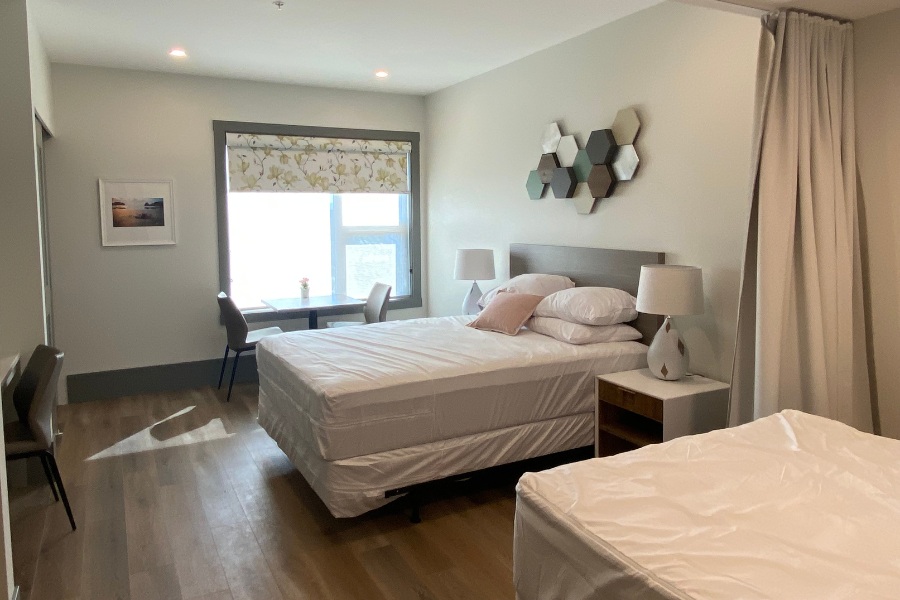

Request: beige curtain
left=226, top=133, right=411, bottom=194
left=729, top=11, right=873, bottom=432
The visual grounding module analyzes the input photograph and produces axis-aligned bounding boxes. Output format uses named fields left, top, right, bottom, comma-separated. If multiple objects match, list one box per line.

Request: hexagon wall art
left=526, top=108, right=642, bottom=213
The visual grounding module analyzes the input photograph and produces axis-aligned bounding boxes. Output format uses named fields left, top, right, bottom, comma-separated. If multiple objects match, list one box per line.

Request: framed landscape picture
left=99, top=179, right=176, bottom=246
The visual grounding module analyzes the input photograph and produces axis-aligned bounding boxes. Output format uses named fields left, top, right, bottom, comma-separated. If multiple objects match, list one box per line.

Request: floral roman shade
left=226, top=133, right=411, bottom=194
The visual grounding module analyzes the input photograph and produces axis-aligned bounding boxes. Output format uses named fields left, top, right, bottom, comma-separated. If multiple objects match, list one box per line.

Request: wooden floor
left=8, top=383, right=528, bottom=600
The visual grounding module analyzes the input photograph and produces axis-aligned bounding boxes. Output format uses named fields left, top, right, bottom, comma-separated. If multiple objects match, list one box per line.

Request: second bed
left=256, top=244, right=664, bottom=517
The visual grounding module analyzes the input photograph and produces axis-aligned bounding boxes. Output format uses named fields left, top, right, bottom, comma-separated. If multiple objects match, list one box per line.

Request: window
left=214, top=122, right=421, bottom=318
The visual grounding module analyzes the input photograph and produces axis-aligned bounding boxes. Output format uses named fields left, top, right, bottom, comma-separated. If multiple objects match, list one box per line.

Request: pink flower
left=299, top=277, right=310, bottom=289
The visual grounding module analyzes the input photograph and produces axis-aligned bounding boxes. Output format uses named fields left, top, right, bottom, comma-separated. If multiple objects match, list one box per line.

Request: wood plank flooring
left=9, top=383, right=529, bottom=600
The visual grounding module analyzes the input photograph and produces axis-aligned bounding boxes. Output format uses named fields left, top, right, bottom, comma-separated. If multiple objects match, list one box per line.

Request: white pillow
left=534, top=287, right=637, bottom=326
left=478, top=274, right=575, bottom=308
left=528, top=317, right=642, bottom=345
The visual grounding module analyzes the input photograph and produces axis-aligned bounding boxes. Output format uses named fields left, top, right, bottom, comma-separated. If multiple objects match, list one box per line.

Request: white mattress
left=259, top=386, right=595, bottom=518
left=257, top=315, right=647, bottom=461
left=514, top=410, right=900, bottom=600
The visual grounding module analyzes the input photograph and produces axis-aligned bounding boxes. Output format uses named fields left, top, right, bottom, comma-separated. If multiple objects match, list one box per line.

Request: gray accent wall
left=425, top=1, right=759, bottom=383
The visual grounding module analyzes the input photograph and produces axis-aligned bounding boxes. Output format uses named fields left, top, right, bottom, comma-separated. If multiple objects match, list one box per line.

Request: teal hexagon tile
left=526, top=169, right=546, bottom=199
left=573, top=149, right=592, bottom=183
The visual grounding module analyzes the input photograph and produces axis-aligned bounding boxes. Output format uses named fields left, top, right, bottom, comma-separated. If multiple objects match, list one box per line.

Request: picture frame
left=98, top=179, right=176, bottom=246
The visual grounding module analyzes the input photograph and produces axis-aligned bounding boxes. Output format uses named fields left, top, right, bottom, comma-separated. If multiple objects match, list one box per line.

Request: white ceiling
left=30, top=0, right=900, bottom=95
left=29, top=0, right=663, bottom=95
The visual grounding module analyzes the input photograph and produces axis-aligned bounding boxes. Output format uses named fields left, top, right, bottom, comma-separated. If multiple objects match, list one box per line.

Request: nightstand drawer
left=596, top=379, right=663, bottom=422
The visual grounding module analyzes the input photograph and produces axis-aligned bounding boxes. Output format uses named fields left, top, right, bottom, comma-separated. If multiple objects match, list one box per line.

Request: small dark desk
left=261, top=294, right=365, bottom=329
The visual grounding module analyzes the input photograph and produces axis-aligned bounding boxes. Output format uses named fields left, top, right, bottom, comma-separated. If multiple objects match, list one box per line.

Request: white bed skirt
left=258, top=387, right=594, bottom=518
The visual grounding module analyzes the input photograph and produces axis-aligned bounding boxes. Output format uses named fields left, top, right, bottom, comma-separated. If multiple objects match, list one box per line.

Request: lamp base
left=647, top=316, right=689, bottom=380
left=462, top=281, right=483, bottom=315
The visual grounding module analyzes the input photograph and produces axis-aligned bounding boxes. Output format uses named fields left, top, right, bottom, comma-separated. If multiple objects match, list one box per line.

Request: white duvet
left=515, top=410, right=900, bottom=600
left=257, top=315, right=647, bottom=461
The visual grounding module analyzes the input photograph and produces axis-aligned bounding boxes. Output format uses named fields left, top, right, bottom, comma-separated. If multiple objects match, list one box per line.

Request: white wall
left=856, top=8, right=900, bottom=439
left=46, top=65, right=426, bottom=393
left=0, top=0, right=45, bottom=365
left=27, top=7, right=54, bottom=133
left=425, top=1, right=758, bottom=382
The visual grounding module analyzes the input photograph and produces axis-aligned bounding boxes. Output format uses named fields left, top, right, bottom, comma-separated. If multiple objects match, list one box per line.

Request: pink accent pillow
left=467, top=292, right=544, bottom=335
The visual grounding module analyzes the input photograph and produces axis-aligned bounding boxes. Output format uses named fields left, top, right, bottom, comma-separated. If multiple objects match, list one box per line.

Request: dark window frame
left=213, top=120, right=422, bottom=323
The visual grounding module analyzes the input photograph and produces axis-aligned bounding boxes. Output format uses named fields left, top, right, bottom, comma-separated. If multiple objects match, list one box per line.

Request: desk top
left=262, top=294, right=365, bottom=313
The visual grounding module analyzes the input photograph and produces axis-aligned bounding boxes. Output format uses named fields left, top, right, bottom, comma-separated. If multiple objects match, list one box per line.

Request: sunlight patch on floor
left=87, top=405, right=234, bottom=460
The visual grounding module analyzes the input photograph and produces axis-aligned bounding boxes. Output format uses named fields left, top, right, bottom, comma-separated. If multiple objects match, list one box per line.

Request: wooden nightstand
left=595, top=368, right=729, bottom=457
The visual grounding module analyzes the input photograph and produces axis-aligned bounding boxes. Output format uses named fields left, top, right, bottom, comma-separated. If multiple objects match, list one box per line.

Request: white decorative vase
left=647, top=316, right=689, bottom=380
left=300, top=288, right=309, bottom=299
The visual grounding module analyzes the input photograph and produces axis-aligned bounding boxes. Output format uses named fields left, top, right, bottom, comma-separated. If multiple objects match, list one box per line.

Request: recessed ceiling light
left=168, top=48, right=187, bottom=59
left=375, top=70, right=389, bottom=79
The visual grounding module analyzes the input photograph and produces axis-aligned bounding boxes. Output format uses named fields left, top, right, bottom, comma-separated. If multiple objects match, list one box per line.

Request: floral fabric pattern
left=226, top=133, right=411, bottom=194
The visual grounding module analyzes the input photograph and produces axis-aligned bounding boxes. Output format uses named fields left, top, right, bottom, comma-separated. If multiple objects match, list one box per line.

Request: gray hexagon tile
left=541, top=122, right=562, bottom=154
left=585, top=129, right=618, bottom=165
left=574, top=196, right=596, bottom=215
left=612, top=145, right=640, bottom=181
left=612, top=108, right=641, bottom=145
left=537, top=153, right=560, bottom=184
left=526, top=170, right=546, bottom=199
left=550, top=167, right=577, bottom=198
left=587, top=164, right=616, bottom=199
left=556, top=135, right=579, bottom=168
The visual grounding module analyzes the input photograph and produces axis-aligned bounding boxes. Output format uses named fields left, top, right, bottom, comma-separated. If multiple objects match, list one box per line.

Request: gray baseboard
left=66, top=354, right=259, bottom=404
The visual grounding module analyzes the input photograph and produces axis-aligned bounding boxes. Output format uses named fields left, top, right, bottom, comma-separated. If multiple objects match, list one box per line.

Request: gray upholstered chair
left=217, top=292, right=283, bottom=402
left=327, top=283, right=392, bottom=328
left=5, top=345, right=75, bottom=531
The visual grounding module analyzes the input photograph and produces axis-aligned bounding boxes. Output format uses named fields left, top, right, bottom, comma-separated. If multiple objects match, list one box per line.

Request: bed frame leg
left=408, top=492, right=422, bottom=524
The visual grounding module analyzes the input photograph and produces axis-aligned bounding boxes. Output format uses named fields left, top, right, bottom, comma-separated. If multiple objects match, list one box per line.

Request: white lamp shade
left=454, top=249, right=495, bottom=281
left=636, top=265, right=704, bottom=316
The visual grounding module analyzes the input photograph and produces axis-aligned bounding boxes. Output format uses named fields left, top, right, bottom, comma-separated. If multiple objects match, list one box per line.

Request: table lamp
left=454, top=249, right=495, bottom=315
left=636, top=265, right=704, bottom=380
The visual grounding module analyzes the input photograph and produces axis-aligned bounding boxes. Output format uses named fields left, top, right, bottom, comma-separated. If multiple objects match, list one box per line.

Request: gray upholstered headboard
left=509, top=244, right=665, bottom=344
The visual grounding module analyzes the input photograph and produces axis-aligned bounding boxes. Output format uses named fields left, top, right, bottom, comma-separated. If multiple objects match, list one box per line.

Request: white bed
left=257, top=316, right=647, bottom=517
left=256, top=244, right=665, bottom=518
left=514, top=410, right=900, bottom=600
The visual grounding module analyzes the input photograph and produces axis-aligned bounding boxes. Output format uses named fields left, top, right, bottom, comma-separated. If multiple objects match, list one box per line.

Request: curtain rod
left=710, top=0, right=851, bottom=24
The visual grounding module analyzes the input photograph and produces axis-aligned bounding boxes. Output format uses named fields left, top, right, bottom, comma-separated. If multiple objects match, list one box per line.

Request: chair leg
left=227, top=350, right=241, bottom=402
left=217, top=345, right=230, bottom=389
left=45, top=452, right=76, bottom=531
left=39, top=453, right=59, bottom=502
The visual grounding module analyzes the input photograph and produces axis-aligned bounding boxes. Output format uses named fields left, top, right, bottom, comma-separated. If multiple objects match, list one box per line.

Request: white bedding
left=515, top=410, right=900, bottom=600
left=257, top=315, right=647, bottom=461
